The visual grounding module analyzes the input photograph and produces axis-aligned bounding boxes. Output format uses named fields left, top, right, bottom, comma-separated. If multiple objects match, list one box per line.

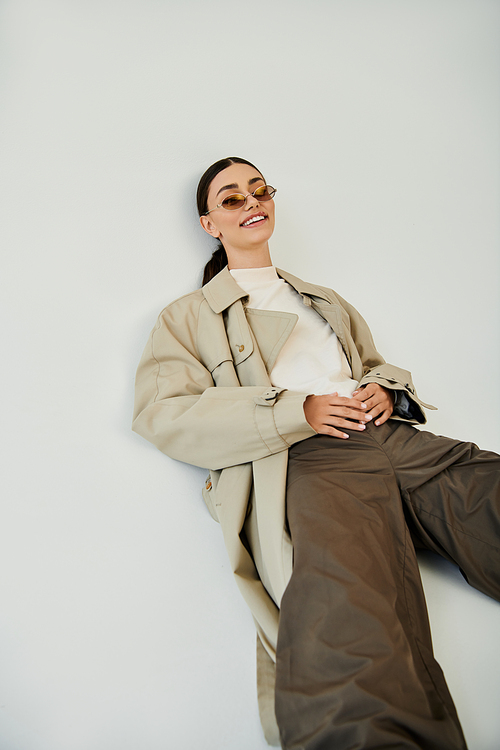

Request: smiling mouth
left=241, top=213, right=267, bottom=228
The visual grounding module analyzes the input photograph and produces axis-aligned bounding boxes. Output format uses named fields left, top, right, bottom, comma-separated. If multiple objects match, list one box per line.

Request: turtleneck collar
left=229, top=266, right=279, bottom=284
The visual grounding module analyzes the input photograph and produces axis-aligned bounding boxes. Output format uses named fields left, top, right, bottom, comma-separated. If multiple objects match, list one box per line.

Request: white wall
left=1, top=1, right=499, bottom=748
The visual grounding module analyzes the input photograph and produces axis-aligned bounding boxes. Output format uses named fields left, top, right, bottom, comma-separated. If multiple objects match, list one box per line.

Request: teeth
left=243, top=215, right=265, bottom=226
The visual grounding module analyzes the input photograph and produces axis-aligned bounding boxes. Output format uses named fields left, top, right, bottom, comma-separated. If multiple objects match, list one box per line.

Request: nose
left=243, top=190, right=259, bottom=210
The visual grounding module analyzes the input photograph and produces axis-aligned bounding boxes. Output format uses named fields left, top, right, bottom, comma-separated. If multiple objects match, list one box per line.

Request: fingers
left=366, top=398, right=390, bottom=420
left=352, top=383, right=379, bottom=403
left=303, top=387, right=395, bottom=437
left=322, top=396, right=372, bottom=425
left=315, top=420, right=367, bottom=439
left=303, top=393, right=373, bottom=436
left=324, top=394, right=370, bottom=414
left=351, top=384, right=394, bottom=425
left=322, top=426, right=351, bottom=440
left=374, top=407, right=392, bottom=427
left=328, top=414, right=371, bottom=429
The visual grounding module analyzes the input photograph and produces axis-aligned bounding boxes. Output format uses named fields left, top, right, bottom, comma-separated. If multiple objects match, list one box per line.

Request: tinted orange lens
left=255, top=185, right=276, bottom=201
left=254, top=185, right=271, bottom=200
left=221, top=194, right=246, bottom=210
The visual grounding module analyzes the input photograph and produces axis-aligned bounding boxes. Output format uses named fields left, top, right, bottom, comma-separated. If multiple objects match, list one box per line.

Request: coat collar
left=202, top=265, right=332, bottom=314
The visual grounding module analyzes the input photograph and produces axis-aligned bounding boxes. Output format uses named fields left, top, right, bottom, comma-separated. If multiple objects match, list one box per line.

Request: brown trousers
left=275, top=421, right=500, bottom=750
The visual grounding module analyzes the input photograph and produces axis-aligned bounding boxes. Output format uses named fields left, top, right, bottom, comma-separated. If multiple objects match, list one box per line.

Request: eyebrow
left=215, top=175, right=264, bottom=198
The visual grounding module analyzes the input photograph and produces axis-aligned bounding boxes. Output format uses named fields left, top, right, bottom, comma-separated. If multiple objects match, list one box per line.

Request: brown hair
left=197, top=157, right=264, bottom=285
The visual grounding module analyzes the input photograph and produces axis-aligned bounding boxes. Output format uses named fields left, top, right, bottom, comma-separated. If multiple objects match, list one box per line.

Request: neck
left=225, top=243, right=273, bottom=270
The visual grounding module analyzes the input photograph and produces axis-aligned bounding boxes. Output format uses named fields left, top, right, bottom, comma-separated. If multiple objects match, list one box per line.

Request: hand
left=303, top=392, right=373, bottom=439
left=351, top=383, right=394, bottom=426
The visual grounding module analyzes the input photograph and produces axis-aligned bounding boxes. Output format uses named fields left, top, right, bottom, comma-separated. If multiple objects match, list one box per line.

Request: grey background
left=1, top=1, right=499, bottom=748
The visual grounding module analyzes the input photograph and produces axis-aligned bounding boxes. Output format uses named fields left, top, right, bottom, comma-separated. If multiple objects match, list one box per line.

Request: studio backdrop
left=1, top=1, right=499, bottom=749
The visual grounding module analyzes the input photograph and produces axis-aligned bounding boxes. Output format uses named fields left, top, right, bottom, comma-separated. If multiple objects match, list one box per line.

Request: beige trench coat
left=132, top=267, right=433, bottom=745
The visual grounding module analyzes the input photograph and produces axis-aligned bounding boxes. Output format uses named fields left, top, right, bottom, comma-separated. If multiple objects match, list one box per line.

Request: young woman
left=133, top=157, right=500, bottom=750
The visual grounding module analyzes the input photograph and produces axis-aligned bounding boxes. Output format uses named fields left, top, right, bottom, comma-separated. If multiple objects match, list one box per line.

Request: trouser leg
left=369, top=422, right=500, bottom=603
left=275, top=429, right=471, bottom=750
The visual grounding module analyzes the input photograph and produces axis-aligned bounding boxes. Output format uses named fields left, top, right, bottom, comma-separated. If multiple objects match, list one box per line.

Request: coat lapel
left=202, top=265, right=353, bottom=379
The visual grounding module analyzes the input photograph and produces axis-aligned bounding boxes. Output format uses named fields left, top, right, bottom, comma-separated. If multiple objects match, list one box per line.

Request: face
left=199, top=163, right=275, bottom=262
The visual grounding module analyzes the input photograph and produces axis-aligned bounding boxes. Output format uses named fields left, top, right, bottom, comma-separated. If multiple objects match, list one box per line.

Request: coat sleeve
left=333, top=291, right=435, bottom=424
left=132, top=300, right=316, bottom=470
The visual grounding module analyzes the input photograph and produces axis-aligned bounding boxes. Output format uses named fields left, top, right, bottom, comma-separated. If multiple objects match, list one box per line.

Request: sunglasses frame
left=204, top=184, right=277, bottom=215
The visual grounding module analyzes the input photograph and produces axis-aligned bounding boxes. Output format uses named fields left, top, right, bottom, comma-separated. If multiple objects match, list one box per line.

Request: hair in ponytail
left=196, top=156, right=264, bottom=285
left=202, top=242, right=228, bottom=286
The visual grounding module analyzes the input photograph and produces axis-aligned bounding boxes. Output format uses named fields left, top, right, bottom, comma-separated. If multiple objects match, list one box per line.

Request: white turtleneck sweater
left=229, top=266, right=359, bottom=397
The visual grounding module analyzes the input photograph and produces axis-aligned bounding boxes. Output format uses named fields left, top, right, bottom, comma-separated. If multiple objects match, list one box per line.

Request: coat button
left=238, top=345, right=244, bottom=352
left=205, top=480, right=212, bottom=491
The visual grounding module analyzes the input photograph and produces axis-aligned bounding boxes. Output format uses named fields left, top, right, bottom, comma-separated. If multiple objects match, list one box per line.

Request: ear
left=200, top=214, right=221, bottom=239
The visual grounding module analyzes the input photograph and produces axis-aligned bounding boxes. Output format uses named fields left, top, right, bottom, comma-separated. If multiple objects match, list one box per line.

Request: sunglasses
left=204, top=184, right=277, bottom=215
